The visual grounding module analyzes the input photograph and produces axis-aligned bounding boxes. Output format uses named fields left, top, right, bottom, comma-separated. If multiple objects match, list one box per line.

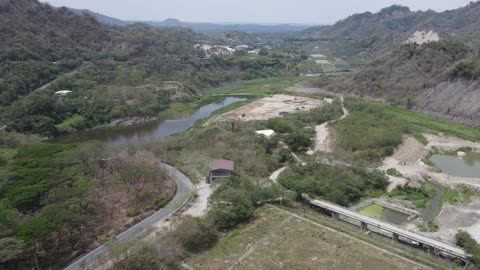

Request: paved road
left=305, top=195, right=468, bottom=259
left=64, top=163, right=192, bottom=270
left=29, top=64, right=85, bottom=96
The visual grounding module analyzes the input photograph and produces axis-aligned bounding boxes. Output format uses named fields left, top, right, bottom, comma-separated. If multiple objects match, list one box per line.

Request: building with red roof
left=209, top=159, right=234, bottom=183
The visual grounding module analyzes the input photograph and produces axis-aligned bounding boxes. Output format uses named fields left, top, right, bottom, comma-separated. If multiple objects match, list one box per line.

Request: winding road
left=64, top=163, right=192, bottom=270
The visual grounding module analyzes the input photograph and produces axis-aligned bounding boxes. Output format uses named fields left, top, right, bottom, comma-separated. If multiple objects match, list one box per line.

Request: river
left=50, top=97, right=245, bottom=146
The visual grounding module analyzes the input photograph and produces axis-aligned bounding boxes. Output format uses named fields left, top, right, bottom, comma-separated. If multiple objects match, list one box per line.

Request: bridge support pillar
left=361, top=221, right=368, bottom=231
left=392, top=233, right=399, bottom=242
left=427, top=246, right=435, bottom=255
left=331, top=212, right=340, bottom=219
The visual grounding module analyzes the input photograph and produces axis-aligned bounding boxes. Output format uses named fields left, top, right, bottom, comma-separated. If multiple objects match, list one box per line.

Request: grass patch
left=55, top=114, right=87, bottom=134
left=157, top=101, right=197, bottom=120
left=458, top=185, right=480, bottom=203
left=388, top=181, right=436, bottom=209
left=334, top=98, right=409, bottom=164
left=359, top=204, right=384, bottom=219
left=387, top=168, right=403, bottom=177
left=419, top=221, right=439, bottom=232
left=422, top=158, right=436, bottom=167
left=441, top=187, right=461, bottom=205
left=368, top=100, right=480, bottom=142
left=206, top=76, right=310, bottom=96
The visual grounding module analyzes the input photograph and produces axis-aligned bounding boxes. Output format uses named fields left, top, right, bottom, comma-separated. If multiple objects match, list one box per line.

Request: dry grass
left=187, top=207, right=427, bottom=270
left=87, top=149, right=176, bottom=244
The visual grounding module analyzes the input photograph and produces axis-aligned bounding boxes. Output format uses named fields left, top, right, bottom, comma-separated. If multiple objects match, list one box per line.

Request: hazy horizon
left=43, top=0, right=473, bottom=24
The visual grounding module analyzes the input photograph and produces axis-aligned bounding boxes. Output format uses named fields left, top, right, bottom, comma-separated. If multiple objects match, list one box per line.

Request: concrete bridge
left=302, top=194, right=469, bottom=261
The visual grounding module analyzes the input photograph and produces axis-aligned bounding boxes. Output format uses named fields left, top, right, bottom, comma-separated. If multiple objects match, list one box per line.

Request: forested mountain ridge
left=0, top=0, right=114, bottom=62
left=0, top=0, right=298, bottom=136
left=310, top=39, right=480, bottom=124
left=295, top=2, right=480, bottom=124
left=298, top=2, right=480, bottom=57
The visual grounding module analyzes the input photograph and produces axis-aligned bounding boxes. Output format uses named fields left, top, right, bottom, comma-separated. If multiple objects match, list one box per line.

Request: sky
left=43, top=0, right=473, bottom=24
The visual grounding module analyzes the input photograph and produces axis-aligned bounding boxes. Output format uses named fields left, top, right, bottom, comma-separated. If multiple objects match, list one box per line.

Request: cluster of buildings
left=194, top=44, right=265, bottom=57
left=195, top=44, right=237, bottom=56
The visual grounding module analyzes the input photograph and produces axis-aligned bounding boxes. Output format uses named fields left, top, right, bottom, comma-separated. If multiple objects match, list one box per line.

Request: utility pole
left=163, top=143, right=167, bottom=176
left=34, top=241, right=40, bottom=270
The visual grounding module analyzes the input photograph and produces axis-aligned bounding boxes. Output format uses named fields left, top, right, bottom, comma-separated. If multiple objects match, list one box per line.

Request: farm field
left=187, top=206, right=428, bottom=270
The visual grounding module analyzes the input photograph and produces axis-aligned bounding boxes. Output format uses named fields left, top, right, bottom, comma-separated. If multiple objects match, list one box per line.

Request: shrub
left=278, top=163, right=388, bottom=206
left=456, top=231, right=480, bottom=265
left=286, top=132, right=312, bottom=153
left=176, top=218, right=218, bottom=253
left=210, top=188, right=255, bottom=230
left=279, top=149, right=293, bottom=163
left=386, top=168, right=402, bottom=177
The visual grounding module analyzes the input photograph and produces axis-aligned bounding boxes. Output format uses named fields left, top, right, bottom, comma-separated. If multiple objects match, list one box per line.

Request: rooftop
left=255, top=129, right=275, bottom=138
left=210, top=159, right=234, bottom=172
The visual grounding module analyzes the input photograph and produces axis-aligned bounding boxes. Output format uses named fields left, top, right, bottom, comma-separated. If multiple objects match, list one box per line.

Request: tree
left=176, top=218, right=218, bottom=252
left=286, top=132, right=312, bottom=152
left=210, top=188, right=255, bottom=230
left=456, top=231, right=480, bottom=265
left=279, top=149, right=293, bottom=163
left=0, top=237, right=26, bottom=264
left=117, top=164, right=158, bottom=196
left=0, top=204, right=19, bottom=237
left=405, top=93, right=415, bottom=109
left=113, top=243, right=160, bottom=270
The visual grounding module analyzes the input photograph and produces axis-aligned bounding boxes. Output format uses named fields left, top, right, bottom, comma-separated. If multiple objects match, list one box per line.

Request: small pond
left=430, top=153, right=480, bottom=178
left=49, top=97, right=246, bottom=146
left=360, top=204, right=410, bottom=225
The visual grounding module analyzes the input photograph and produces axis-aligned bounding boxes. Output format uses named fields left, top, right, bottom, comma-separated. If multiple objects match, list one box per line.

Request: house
left=54, top=90, right=72, bottom=96
left=255, top=129, right=275, bottom=139
left=248, top=48, right=261, bottom=54
left=209, top=159, right=234, bottom=183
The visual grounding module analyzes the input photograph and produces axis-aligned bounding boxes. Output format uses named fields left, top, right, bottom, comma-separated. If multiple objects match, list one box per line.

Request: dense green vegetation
left=360, top=99, right=480, bottom=142
left=334, top=98, right=409, bottom=163
left=0, top=139, right=95, bottom=267
left=0, top=0, right=310, bottom=137
left=456, top=231, right=480, bottom=265
left=0, top=134, right=177, bottom=268
left=389, top=183, right=435, bottom=209
left=278, top=163, right=388, bottom=206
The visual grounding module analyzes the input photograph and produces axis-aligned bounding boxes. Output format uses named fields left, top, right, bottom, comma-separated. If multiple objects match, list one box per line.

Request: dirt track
left=313, top=96, right=348, bottom=153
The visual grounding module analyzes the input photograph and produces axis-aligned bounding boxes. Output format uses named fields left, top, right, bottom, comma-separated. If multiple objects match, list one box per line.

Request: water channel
left=50, top=97, right=246, bottom=146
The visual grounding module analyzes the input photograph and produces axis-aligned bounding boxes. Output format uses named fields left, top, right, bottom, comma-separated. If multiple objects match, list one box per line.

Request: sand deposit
left=205, top=94, right=325, bottom=124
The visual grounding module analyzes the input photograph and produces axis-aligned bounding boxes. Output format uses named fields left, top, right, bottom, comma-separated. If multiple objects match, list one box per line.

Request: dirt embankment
left=380, top=134, right=480, bottom=191
left=427, top=197, right=480, bottom=244
left=414, top=81, right=480, bottom=125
